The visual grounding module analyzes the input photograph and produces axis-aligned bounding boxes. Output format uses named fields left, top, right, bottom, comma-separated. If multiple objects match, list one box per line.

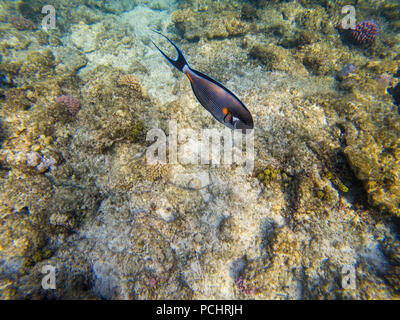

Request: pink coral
left=149, top=278, right=156, bottom=288
left=350, top=20, right=380, bottom=44
left=235, top=277, right=255, bottom=296
left=56, top=95, right=81, bottom=116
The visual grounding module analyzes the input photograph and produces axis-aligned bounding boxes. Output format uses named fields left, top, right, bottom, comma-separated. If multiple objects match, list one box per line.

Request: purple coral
left=339, top=64, right=356, bottom=77
left=149, top=278, right=156, bottom=288
left=56, top=95, right=81, bottom=116
left=350, top=20, right=380, bottom=44
left=235, top=277, right=255, bottom=296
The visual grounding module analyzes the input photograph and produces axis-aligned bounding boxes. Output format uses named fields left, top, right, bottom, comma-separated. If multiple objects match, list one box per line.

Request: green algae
left=256, top=166, right=290, bottom=188
left=317, top=186, right=335, bottom=202
left=323, top=171, right=349, bottom=193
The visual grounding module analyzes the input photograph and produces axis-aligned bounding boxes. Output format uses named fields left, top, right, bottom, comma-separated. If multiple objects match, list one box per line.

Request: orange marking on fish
left=186, top=72, right=193, bottom=83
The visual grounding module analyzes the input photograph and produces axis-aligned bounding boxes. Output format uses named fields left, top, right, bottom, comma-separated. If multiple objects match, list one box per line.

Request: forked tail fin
left=152, top=30, right=189, bottom=72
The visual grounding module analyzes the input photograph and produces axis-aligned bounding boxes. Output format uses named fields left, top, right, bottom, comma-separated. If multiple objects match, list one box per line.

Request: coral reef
left=171, top=3, right=250, bottom=41
left=9, top=15, right=36, bottom=31
left=56, top=95, right=81, bottom=116
left=339, top=64, right=356, bottom=78
left=0, top=0, right=399, bottom=301
left=249, top=43, right=307, bottom=75
left=118, top=74, right=144, bottom=99
left=350, top=21, right=381, bottom=44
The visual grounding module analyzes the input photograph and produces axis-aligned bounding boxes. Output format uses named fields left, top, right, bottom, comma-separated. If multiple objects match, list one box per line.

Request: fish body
left=152, top=31, right=253, bottom=131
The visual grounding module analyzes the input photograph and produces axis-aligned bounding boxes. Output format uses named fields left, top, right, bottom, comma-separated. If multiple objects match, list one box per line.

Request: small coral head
left=56, top=95, right=81, bottom=116
left=339, top=64, right=356, bottom=78
left=377, top=73, right=392, bottom=88
left=350, top=20, right=380, bottom=44
left=149, top=278, right=156, bottom=287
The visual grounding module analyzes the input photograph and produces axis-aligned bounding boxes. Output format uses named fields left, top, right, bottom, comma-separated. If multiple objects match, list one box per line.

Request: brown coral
left=171, top=7, right=249, bottom=41
left=145, top=160, right=171, bottom=182
left=118, top=74, right=143, bottom=99
left=9, top=15, right=36, bottom=31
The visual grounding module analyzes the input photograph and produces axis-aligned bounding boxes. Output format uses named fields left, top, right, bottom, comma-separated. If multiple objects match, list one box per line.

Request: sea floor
left=0, top=0, right=399, bottom=299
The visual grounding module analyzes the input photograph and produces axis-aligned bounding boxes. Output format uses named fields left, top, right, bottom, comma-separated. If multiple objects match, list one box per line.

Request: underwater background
left=0, top=0, right=400, bottom=299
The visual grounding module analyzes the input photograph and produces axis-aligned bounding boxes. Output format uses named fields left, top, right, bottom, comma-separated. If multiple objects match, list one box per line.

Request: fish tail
left=152, top=30, right=189, bottom=72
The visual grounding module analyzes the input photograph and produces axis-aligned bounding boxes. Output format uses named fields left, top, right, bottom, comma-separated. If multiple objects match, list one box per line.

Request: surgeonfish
left=152, top=31, right=253, bottom=132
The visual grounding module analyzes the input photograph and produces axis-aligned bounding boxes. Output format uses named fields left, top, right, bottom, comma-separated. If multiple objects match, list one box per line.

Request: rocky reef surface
left=0, top=0, right=399, bottom=299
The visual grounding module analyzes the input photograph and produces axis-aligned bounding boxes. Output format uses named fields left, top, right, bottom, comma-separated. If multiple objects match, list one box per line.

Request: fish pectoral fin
left=223, top=111, right=233, bottom=124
